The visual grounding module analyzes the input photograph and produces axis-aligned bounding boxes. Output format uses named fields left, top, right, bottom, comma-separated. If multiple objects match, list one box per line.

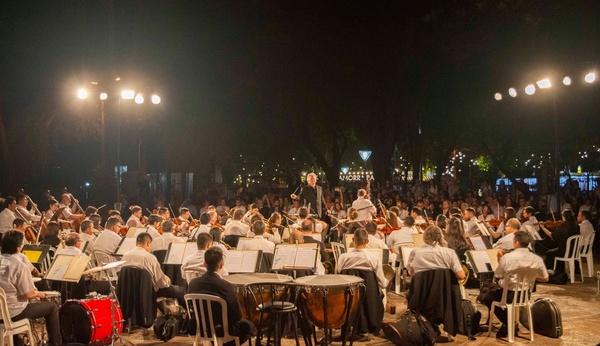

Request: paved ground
left=120, top=268, right=600, bottom=346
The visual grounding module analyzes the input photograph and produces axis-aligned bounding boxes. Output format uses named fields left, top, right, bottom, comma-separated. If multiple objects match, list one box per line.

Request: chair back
left=41, top=247, right=56, bottom=273
left=499, top=269, right=537, bottom=308
left=580, top=233, right=595, bottom=256
left=330, top=242, right=345, bottom=263
left=184, top=269, right=206, bottom=284
left=185, top=293, right=238, bottom=345
left=93, top=251, right=118, bottom=281
left=116, top=266, right=157, bottom=328
left=563, top=235, right=582, bottom=259
left=0, top=287, right=16, bottom=331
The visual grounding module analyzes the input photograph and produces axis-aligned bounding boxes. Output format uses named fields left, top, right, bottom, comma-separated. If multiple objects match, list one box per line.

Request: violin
left=119, top=226, right=128, bottom=237
left=487, top=218, right=504, bottom=228
left=537, top=220, right=564, bottom=229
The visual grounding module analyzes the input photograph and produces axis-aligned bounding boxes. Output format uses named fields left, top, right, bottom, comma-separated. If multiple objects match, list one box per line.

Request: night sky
left=1, top=1, right=600, bottom=201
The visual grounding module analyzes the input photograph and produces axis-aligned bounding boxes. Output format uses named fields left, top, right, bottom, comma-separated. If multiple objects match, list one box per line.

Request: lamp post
left=77, top=83, right=161, bottom=207
left=494, top=70, right=596, bottom=212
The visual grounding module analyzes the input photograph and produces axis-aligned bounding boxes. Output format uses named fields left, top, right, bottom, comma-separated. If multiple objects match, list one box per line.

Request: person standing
left=291, top=173, right=326, bottom=219
left=352, top=189, right=376, bottom=222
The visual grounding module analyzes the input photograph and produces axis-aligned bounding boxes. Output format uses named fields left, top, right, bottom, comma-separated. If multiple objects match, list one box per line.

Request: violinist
left=265, top=212, right=283, bottom=244
left=396, top=201, right=410, bottom=220
left=410, top=207, right=427, bottom=227
left=477, top=205, right=495, bottom=222
left=224, top=210, right=250, bottom=237
left=16, top=195, right=41, bottom=223
left=540, top=210, right=580, bottom=273
left=352, top=189, right=376, bottom=221
left=84, top=206, right=98, bottom=218
left=142, top=214, right=163, bottom=239
left=491, top=207, right=517, bottom=240
left=59, top=194, right=85, bottom=222
left=387, top=216, right=418, bottom=251
left=243, top=203, right=259, bottom=225
left=189, top=212, right=212, bottom=240
left=365, top=221, right=389, bottom=252
left=151, top=220, right=185, bottom=252
left=45, top=198, right=59, bottom=222
left=126, top=205, right=146, bottom=227
left=156, top=207, right=170, bottom=220
left=109, top=209, right=124, bottom=223
left=520, top=207, right=541, bottom=238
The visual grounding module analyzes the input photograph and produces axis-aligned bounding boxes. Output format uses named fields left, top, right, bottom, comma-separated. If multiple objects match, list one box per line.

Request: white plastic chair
left=185, top=293, right=240, bottom=346
left=40, top=247, right=56, bottom=274
left=330, top=242, right=345, bottom=264
left=184, top=269, right=206, bottom=284
left=93, top=251, right=119, bottom=281
left=553, top=235, right=583, bottom=283
left=580, top=233, right=596, bottom=278
left=0, top=288, right=34, bottom=346
left=487, top=270, right=536, bottom=343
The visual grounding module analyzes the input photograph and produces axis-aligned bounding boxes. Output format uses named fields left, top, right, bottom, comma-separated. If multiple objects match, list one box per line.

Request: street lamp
left=77, top=83, right=161, bottom=208
left=494, top=69, right=597, bottom=212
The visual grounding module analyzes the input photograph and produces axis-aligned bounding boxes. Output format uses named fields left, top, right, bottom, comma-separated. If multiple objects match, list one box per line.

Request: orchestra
left=0, top=180, right=595, bottom=344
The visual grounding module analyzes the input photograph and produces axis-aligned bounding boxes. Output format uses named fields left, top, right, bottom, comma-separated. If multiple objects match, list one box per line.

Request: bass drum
left=60, top=297, right=123, bottom=344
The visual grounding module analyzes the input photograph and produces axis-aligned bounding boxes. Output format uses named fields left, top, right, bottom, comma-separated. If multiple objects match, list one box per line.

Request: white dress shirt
left=151, top=232, right=186, bottom=252
left=579, top=219, right=595, bottom=240
left=495, top=248, right=548, bottom=290
left=387, top=226, right=418, bottom=248
left=93, top=230, right=122, bottom=256
left=493, top=232, right=516, bottom=252
left=224, top=221, right=250, bottom=236
left=239, top=235, right=275, bottom=254
left=55, top=246, right=83, bottom=256
left=16, top=205, right=41, bottom=223
left=406, top=244, right=463, bottom=275
left=0, top=209, right=16, bottom=233
left=336, top=248, right=389, bottom=289
left=352, top=197, right=376, bottom=221
left=0, top=254, right=36, bottom=316
left=181, top=249, right=229, bottom=277
left=122, top=247, right=171, bottom=291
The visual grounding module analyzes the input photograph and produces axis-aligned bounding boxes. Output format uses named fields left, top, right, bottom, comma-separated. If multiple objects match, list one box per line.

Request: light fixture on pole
left=341, top=166, right=350, bottom=175
left=358, top=150, right=372, bottom=162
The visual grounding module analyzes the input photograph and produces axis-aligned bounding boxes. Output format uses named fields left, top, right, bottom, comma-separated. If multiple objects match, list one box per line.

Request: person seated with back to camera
left=187, top=247, right=255, bottom=345
left=182, top=232, right=229, bottom=280
left=479, top=231, right=548, bottom=338
left=122, top=232, right=186, bottom=306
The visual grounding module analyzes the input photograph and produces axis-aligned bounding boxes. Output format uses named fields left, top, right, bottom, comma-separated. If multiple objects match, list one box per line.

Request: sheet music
left=524, top=225, right=542, bottom=240
left=477, top=222, right=491, bottom=237
left=127, top=227, right=146, bottom=238
left=225, top=250, right=244, bottom=272
left=45, top=255, right=72, bottom=281
left=272, top=246, right=297, bottom=269
left=309, top=233, right=322, bottom=242
left=236, top=237, right=253, bottom=249
left=183, top=243, right=197, bottom=260
left=294, top=247, right=317, bottom=268
left=64, top=255, right=90, bottom=281
left=115, top=237, right=136, bottom=255
left=225, top=250, right=260, bottom=273
left=469, top=236, right=488, bottom=251
left=344, top=234, right=354, bottom=249
left=164, top=242, right=187, bottom=264
left=469, top=250, right=494, bottom=273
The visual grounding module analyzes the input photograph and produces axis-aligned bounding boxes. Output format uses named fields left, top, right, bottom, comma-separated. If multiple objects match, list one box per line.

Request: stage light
left=524, top=84, right=536, bottom=95
left=77, top=88, right=88, bottom=99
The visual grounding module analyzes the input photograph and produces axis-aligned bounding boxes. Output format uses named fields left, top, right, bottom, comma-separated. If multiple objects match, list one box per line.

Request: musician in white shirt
left=151, top=220, right=186, bottom=252
left=93, top=216, right=123, bottom=261
left=0, top=197, right=17, bottom=234
left=352, top=189, right=376, bottom=221
left=578, top=210, right=595, bottom=239
left=239, top=221, right=275, bottom=254
left=16, top=195, right=41, bottom=223
left=126, top=205, right=145, bottom=227
left=55, top=233, right=84, bottom=256
left=225, top=209, right=251, bottom=236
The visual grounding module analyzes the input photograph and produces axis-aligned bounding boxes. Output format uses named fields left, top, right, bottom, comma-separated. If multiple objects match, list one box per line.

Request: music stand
left=224, top=250, right=262, bottom=274
left=22, top=244, right=52, bottom=268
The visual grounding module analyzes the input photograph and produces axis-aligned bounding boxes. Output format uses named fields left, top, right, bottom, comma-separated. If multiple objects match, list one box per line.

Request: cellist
left=16, top=195, right=41, bottom=223
left=59, top=194, right=85, bottom=223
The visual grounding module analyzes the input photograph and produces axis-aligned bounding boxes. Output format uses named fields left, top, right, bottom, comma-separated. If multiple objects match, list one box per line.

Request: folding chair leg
left=487, top=305, right=495, bottom=336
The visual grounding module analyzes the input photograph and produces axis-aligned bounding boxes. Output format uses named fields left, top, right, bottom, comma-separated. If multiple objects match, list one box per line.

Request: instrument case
left=520, top=297, right=563, bottom=338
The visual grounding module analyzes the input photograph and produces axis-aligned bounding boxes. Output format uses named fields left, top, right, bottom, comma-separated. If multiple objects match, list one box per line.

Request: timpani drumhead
left=295, top=274, right=362, bottom=286
left=225, top=273, right=293, bottom=286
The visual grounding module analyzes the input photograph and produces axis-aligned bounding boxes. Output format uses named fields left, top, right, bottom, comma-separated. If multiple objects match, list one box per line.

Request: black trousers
left=481, top=287, right=529, bottom=325
left=156, top=284, right=186, bottom=307
left=12, top=301, right=61, bottom=345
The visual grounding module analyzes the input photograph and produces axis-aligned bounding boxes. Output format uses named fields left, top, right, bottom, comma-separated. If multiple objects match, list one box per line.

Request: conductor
left=291, top=173, right=326, bottom=219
